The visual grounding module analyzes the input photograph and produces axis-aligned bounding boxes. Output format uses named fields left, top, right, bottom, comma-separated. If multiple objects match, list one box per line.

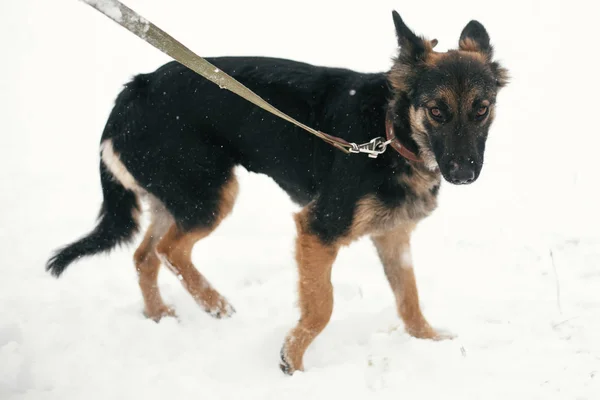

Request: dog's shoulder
left=347, top=164, right=441, bottom=240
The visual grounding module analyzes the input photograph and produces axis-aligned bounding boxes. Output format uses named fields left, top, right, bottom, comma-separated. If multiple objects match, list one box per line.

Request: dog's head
left=389, top=11, right=508, bottom=184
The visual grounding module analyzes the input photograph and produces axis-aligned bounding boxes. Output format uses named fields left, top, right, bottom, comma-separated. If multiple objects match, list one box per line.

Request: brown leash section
left=80, top=0, right=422, bottom=163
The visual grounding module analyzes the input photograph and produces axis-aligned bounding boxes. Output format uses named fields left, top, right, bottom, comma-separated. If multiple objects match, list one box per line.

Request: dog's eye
left=430, top=107, right=442, bottom=118
left=476, top=106, right=488, bottom=117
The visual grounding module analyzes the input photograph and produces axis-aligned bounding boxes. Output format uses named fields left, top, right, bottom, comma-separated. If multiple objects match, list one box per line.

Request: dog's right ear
left=392, top=11, right=430, bottom=62
left=459, top=20, right=492, bottom=56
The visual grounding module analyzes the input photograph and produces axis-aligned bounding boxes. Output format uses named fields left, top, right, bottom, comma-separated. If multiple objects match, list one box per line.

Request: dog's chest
left=350, top=170, right=441, bottom=238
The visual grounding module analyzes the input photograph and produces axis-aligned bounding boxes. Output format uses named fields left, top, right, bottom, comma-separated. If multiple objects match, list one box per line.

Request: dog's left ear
left=459, top=20, right=492, bottom=57
left=459, top=20, right=509, bottom=88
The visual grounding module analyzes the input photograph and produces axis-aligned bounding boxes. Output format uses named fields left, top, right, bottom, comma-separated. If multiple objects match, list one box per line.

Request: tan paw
left=279, top=339, right=304, bottom=375
left=144, top=305, right=177, bottom=322
left=199, top=291, right=236, bottom=319
left=407, top=323, right=455, bottom=341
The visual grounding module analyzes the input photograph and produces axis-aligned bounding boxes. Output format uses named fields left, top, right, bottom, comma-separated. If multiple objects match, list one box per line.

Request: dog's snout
left=447, top=159, right=475, bottom=185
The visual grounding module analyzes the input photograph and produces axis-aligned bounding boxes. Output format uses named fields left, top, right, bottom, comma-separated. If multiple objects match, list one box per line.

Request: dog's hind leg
left=134, top=200, right=175, bottom=321
left=372, top=225, right=452, bottom=340
left=155, top=175, right=238, bottom=318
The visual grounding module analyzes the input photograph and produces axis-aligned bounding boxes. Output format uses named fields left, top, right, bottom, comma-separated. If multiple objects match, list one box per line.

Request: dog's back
left=102, top=58, right=386, bottom=203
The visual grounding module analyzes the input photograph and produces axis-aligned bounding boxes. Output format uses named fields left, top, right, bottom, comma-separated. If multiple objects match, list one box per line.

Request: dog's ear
left=459, top=20, right=509, bottom=87
left=459, top=20, right=492, bottom=56
left=392, top=11, right=431, bottom=62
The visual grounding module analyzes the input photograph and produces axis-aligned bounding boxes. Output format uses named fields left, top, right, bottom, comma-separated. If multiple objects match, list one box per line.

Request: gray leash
left=80, top=0, right=392, bottom=158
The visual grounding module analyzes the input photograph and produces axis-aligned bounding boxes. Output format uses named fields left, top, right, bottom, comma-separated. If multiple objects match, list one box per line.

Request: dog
left=47, top=11, right=508, bottom=374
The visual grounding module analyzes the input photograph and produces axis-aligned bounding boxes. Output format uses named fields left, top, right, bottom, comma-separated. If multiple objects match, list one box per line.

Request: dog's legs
left=372, top=226, right=449, bottom=340
left=280, top=207, right=339, bottom=374
left=134, top=223, right=174, bottom=321
left=155, top=176, right=238, bottom=318
left=155, top=224, right=234, bottom=318
left=134, top=201, right=174, bottom=321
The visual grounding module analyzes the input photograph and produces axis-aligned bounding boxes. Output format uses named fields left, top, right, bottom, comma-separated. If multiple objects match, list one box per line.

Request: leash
left=80, top=0, right=421, bottom=161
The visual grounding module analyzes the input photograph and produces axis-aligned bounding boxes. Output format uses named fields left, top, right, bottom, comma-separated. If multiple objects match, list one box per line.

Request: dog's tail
left=46, top=161, right=139, bottom=277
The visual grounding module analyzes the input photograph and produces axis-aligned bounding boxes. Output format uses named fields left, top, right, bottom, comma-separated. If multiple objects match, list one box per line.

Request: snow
left=1, top=0, right=599, bottom=399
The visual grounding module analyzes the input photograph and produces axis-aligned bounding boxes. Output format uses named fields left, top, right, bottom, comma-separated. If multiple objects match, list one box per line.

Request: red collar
left=385, top=111, right=423, bottom=163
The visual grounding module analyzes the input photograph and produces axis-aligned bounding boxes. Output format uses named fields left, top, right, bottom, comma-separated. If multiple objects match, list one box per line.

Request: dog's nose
left=447, top=160, right=475, bottom=184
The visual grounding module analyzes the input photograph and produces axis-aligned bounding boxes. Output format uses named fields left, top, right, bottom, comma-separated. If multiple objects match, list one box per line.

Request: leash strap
left=81, top=0, right=417, bottom=160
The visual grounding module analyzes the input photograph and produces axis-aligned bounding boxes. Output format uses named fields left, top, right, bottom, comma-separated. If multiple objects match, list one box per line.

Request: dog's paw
left=428, top=328, right=456, bottom=341
left=208, top=301, right=236, bottom=319
left=279, top=347, right=293, bottom=375
left=407, top=323, right=455, bottom=341
left=279, top=346, right=303, bottom=375
left=279, top=341, right=304, bottom=375
left=144, top=305, right=177, bottom=322
left=202, top=294, right=236, bottom=319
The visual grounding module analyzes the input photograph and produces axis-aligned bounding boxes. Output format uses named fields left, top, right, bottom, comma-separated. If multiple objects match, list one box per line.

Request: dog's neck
left=384, top=94, right=441, bottom=196
left=387, top=94, right=421, bottom=157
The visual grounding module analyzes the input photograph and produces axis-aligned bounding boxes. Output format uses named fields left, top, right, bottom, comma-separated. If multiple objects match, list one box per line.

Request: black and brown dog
left=47, top=11, right=508, bottom=374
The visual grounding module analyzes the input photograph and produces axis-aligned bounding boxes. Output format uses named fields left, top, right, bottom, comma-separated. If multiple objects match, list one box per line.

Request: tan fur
left=100, top=139, right=142, bottom=194
left=409, top=107, right=439, bottom=171
left=465, top=50, right=489, bottom=64
left=372, top=227, right=446, bottom=339
left=437, top=87, right=458, bottom=113
left=388, top=62, right=412, bottom=92
left=459, top=37, right=482, bottom=53
left=133, top=173, right=239, bottom=320
left=423, top=50, right=446, bottom=67
left=281, top=207, right=339, bottom=372
left=100, top=139, right=142, bottom=224
left=155, top=225, right=234, bottom=317
left=495, top=66, right=510, bottom=88
left=463, top=88, right=479, bottom=114
left=389, top=45, right=432, bottom=91
left=489, top=106, right=496, bottom=122
left=422, top=38, right=436, bottom=53
left=134, top=217, right=174, bottom=320
left=346, top=175, right=438, bottom=242
left=399, top=164, right=441, bottom=198
left=388, top=38, right=436, bottom=91
left=154, top=175, right=238, bottom=317
left=133, top=198, right=174, bottom=320
left=426, top=48, right=489, bottom=67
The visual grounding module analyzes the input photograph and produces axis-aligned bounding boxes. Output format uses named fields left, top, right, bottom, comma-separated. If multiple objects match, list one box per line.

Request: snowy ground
left=1, top=0, right=599, bottom=399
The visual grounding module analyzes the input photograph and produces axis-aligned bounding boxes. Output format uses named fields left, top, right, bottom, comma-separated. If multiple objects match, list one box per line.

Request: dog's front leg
left=280, top=207, right=340, bottom=375
left=372, top=225, right=451, bottom=340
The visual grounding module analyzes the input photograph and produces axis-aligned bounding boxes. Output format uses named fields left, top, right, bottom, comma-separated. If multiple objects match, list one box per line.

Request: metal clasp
left=348, top=137, right=392, bottom=158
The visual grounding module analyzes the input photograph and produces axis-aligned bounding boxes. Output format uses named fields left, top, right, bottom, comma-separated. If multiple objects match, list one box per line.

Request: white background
left=1, top=0, right=599, bottom=399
